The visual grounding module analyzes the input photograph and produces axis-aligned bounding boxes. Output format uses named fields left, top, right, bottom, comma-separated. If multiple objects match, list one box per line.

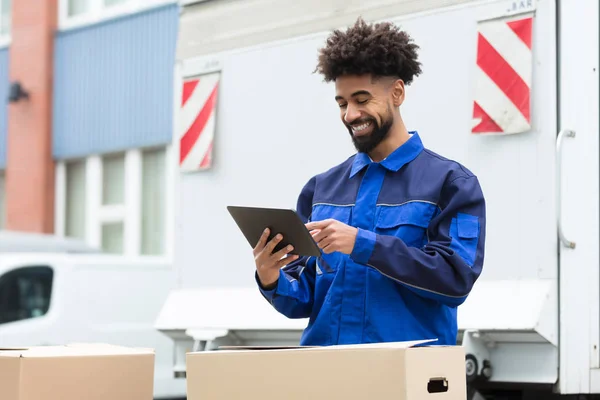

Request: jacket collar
left=350, top=131, right=424, bottom=178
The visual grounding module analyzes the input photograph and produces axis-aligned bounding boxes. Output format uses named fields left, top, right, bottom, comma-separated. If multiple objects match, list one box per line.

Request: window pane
left=65, top=160, right=86, bottom=240
left=104, top=0, right=128, bottom=7
left=141, top=148, right=166, bottom=255
left=68, top=0, right=91, bottom=17
left=0, top=266, right=54, bottom=325
left=102, top=153, right=125, bottom=206
left=0, top=171, right=5, bottom=229
left=101, top=222, right=124, bottom=254
left=0, top=0, right=11, bottom=36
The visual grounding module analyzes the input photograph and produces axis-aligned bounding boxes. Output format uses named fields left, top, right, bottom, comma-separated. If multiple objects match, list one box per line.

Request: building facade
left=0, top=0, right=179, bottom=257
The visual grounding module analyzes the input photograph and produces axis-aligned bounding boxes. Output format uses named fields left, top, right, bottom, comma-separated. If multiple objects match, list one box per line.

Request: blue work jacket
left=256, top=132, right=486, bottom=346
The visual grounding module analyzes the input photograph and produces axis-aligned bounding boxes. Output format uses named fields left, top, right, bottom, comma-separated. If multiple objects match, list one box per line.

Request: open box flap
left=0, top=348, right=29, bottom=357
left=217, top=345, right=319, bottom=350
left=0, top=344, right=154, bottom=358
left=215, top=339, right=438, bottom=352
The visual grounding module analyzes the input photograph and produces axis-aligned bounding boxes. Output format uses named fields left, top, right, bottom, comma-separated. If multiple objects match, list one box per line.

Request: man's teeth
left=352, top=122, right=371, bottom=132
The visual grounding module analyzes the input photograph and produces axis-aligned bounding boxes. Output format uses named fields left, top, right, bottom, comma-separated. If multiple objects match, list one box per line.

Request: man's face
left=334, top=74, right=397, bottom=154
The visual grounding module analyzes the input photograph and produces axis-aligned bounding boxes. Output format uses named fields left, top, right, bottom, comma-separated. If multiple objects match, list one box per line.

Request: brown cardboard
left=187, top=339, right=466, bottom=400
left=0, top=343, right=155, bottom=400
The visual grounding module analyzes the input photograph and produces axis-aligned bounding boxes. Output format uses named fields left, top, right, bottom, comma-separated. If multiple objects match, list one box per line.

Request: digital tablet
left=227, top=206, right=321, bottom=257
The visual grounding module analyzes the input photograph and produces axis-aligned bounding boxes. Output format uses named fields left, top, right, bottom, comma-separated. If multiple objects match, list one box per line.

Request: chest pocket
left=374, top=202, right=438, bottom=248
left=310, top=203, right=352, bottom=274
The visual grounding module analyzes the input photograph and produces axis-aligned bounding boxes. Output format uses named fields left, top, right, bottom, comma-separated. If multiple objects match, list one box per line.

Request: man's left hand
left=305, top=219, right=358, bottom=255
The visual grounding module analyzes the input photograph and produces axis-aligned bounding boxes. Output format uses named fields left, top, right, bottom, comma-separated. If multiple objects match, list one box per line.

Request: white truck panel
left=168, top=0, right=600, bottom=395
left=175, top=0, right=558, bottom=286
left=177, top=0, right=483, bottom=59
left=458, top=280, right=557, bottom=345
left=155, top=287, right=307, bottom=331
left=557, top=0, right=600, bottom=394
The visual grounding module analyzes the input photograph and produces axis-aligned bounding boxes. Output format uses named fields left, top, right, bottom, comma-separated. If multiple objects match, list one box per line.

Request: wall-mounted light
left=8, top=82, right=29, bottom=103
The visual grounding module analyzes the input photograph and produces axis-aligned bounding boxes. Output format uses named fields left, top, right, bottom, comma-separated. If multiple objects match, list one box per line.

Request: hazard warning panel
left=471, top=14, right=533, bottom=135
left=179, top=72, right=220, bottom=172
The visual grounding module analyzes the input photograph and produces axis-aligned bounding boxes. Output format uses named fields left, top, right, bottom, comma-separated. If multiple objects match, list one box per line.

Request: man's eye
left=357, top=99, right=369, bottom=104
left=338, top=103, right=347, bottom=108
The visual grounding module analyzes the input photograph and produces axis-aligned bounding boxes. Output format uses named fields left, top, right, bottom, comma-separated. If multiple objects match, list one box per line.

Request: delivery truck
left=153, top=0, right=600, bottom=398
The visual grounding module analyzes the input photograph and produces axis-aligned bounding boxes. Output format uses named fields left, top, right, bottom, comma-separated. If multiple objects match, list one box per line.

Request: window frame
left=0, top=170, right=5, bottom=230
left=179, top=0, right=211, bottom=6
left=54, top=145, right=175, bottom=258
left=0, top=0, right=11, bottom=48
left=58, top=0, right=176, bottom=31
left=140, top=147, right=168, bottom=256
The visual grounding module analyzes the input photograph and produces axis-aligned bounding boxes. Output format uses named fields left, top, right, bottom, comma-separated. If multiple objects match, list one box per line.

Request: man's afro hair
left=315, top=17, right=422, bottom=84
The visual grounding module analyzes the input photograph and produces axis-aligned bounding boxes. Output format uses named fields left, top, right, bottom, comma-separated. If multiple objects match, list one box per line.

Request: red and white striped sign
left=179, top=72, right=220, bottom=171
left=471, top=14, right=533, bottom=135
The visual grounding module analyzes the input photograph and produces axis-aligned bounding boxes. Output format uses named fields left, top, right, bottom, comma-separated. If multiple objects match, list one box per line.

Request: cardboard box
left=0, top=343, right=155, bottom=400
left=186, top=339, right=466, bottom=399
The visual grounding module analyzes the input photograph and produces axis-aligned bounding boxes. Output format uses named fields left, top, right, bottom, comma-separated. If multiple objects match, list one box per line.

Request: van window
left=0, top=266, right=53, bottom=324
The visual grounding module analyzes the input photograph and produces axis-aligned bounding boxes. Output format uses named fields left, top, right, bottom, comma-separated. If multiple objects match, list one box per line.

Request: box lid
left=0, top=343, right=154, bottom=358
left=216, top=338, right=438, bottom=352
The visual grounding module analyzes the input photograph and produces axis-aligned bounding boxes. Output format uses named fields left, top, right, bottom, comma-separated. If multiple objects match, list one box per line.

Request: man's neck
left=368, top=120, right=411, bottom=162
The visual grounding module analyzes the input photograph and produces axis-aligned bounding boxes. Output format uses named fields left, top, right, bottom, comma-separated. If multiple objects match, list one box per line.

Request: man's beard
left=347, top=112, right=394, bottom=154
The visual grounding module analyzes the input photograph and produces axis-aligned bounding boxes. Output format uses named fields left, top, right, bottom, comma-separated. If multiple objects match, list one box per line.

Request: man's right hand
left=254, top=228, right=299, bottom=289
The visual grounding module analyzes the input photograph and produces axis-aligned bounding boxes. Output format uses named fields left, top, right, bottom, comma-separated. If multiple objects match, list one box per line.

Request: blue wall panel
left=0, top=48, right=9, bottom=169
left=53, top=3, right=178, bottom=159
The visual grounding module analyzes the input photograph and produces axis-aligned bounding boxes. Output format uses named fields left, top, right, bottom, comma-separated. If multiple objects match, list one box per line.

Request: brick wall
left=5, top=0, right=58, bottom=232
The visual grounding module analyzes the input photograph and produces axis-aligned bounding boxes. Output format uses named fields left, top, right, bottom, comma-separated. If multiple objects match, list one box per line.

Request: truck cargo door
left=557, top=0, right=600, bottom=394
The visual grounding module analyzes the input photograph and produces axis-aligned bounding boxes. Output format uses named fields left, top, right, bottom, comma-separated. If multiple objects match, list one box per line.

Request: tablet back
left=227, top=206, right=321, bottom=257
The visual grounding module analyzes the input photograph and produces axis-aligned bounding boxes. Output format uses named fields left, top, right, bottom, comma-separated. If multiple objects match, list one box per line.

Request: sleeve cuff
left=255, top=269, right=295, bottom=299
left=350, top=228, right=376, bottom=264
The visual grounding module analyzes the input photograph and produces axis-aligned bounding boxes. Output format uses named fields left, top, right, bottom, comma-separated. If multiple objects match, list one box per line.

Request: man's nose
left=344, top=105, right=361, bottom=123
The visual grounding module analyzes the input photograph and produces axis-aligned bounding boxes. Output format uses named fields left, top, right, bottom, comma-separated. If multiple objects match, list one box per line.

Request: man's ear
left=391, top=78, right=405, bottom=107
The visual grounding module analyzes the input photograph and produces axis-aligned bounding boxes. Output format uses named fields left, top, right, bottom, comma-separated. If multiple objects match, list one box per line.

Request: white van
left=0, top=230, right=186, bottom=399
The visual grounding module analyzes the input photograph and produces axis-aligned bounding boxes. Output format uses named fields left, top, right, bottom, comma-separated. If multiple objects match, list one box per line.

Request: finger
left=321, top=241, right=337, bottom=254
left=253, top=228, right=270, bottom=255
left=276, top=254, right=300, bottom=269
left=312, top=228, right=332, bottom=244
left=305, top=220, right=329, bottom=231
left=316, top=235, right=335, bottom=250
left=264, top=233, right=283, bottom=254
left=272, top=244, right=295, bottom=261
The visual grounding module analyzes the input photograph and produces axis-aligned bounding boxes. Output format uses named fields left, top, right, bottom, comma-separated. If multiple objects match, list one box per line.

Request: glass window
left=141, top=148, right=166, bottom=255
left=65, top=160, right=86, bottom=240
left=68, top=0, right=91, bottom=17
left=0, top=0, right=11, bottom=36
left=104, top=0, right=129, bottom=7
left=102, top=153, right=125, bottom=206
left=0, top=266, right=54, bottom=325
left=101, top=221, right=124, bottom=254
left=0, top=171, right=5, bottom=229
left=61, top=0, right=176, bottom=30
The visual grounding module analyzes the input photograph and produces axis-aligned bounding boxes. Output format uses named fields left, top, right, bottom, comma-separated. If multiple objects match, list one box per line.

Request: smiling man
left=253, top=17, right=486, bottom=346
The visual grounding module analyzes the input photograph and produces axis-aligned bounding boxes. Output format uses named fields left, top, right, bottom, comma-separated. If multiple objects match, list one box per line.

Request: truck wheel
left=466, top=354, right=478, bottom=383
